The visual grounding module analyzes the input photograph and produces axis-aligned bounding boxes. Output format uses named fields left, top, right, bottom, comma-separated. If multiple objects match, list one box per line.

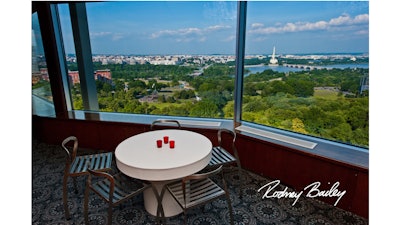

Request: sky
left=54, top=1, right=369, bottom=55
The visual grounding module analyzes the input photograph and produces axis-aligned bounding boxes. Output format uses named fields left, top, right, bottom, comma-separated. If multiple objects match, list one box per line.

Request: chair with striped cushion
left=207, top=128, right=243, bottom=198
left=84, top=164, right=150, bottom=225
left=61, top=136, right=113, bottom=220
left=159, top=165, right=233, bottom=225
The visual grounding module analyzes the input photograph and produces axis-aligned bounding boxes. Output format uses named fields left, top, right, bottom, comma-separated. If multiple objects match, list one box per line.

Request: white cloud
left=329, top=14, right=352, bottom=26
left=150, top=28, right=202, bottom=39
left=150, top=25, right=232, bottom=42
left=251, top=23, right=264, bottom=29
left=353, top=14, right=369, bottom=24
left=112, top=33, right=124, bottom=41
left=90, top=31, right=112, bottom=38
left=204, top=25, right=231, bottom=32
left=249, top=13, right=369, bottom=35
left=90, top=31, right=126, bottom=41
left=223, top=35, right=236, bottom=42
left=355, top=29, right=369, bottom=35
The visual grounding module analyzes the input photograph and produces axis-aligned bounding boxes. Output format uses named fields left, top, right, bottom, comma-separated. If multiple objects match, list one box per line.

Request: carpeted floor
left=32, top=139, right=368, bottom=225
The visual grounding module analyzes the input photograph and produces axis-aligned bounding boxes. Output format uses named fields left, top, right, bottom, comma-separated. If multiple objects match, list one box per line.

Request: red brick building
left=33, top=68, right=112, bottom=85
left=68, top=71, right=80, bottom=84
left=68, top=69, right=112, bottom=85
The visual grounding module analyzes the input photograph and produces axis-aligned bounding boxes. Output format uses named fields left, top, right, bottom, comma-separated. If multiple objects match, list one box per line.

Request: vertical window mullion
left=50, top=4, right=73, bottom=112
left=234, top=1, right=247, bottom=128
left=69, top=2, right=99, bottom=111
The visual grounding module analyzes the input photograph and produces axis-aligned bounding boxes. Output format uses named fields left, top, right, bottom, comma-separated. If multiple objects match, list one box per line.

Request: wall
left=32, top=115, right=368, bottom=218
left=236, top=134, right=368, bottom=218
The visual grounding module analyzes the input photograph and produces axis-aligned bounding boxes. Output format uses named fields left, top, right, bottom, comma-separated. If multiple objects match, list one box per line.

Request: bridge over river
left=282, top=64, right=329, bottom=70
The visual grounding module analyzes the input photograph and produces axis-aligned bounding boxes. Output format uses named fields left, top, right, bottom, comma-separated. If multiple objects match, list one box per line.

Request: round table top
left=115, top=129, right=212, bottom=181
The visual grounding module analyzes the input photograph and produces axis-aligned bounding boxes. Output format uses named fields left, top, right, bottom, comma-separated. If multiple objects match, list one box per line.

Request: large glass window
left=243, top=1, right=369, bottom=148
left=32, top=12, right=55, bottom=116
left=59, top=1, right=237, bottom=118
left=52, top=1, right=368, bottom=149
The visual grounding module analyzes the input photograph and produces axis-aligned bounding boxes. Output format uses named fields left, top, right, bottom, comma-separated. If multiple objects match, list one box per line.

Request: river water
left=244, top=63, right=369, bottom=76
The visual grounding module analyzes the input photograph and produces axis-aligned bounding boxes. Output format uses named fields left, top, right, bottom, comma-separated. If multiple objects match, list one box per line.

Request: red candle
left=163, top=136, right=169, bottom=144
left=156, top=140, right=162, bottom=148
left=169, top=140, right=175, bottom=148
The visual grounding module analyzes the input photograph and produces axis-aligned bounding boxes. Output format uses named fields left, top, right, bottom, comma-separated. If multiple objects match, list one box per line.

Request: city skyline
left=53, top=1, right=369, bottom=55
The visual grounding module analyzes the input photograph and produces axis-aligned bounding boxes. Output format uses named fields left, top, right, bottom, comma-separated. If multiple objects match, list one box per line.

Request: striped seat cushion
left=70, top=152, right=113, bottom=174
left=208, top=146, right=236, bottom=166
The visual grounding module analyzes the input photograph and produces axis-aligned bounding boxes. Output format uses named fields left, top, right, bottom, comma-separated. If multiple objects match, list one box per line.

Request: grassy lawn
left=148, top=99, right=193, bottom=109
left=314, top=89, right=339, bottom=100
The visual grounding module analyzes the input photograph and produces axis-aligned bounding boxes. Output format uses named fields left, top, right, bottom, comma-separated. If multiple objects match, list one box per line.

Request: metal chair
left=150, top=119, right=181, bottom=130
left=84, top=164, right=150, bottom=225
left=61, top=136, right=113, bottom=220
left=158, top=166, right=234, bottom=225
left=207, top=128, right=243, bottom=198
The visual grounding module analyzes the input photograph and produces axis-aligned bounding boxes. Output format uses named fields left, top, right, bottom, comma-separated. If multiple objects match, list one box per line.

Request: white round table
left=115, top=129, right=212, bottom=217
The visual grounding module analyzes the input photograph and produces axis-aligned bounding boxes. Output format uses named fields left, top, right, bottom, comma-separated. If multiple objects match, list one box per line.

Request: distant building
left=32, top=72, right=41, bottom=85
left=95, top=69, right=112, bottom=84
left=40, top=68, right=49, bottom=81
left=139, top=93, right=158, bottom=103
left=68, top=71, right=80, bottom=84
left=32, top=68, right=50, bottom=85
left=68, top=69, right=112, bottom=85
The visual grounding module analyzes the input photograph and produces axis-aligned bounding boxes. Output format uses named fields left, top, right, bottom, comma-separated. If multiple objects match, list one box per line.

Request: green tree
left=114, top=79, right=125, bottom=91
left=158, top=94, right=166, bottom=103
left=189, top=100, right=219, bottom=118
left=222, top=101, right=235, bottom=119
left=129, top=80, right=146, bottom=89
left=286, top=78, right=314, bottom=97
left=292, top=118, right=307, bottom=134
left=243, top=97, right=269, bottom=112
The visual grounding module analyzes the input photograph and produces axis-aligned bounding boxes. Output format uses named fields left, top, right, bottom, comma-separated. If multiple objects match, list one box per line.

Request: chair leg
left=226, top=194, right=234, bottom=225
left=62, top=175, right=71, bottom=220
left=84, top=186, right=90, bottom=225
left=183, top=209, right=187, bottom=225
left=73, top=177, right=79, bottom=194
left=237, top=165, right=243, bottom=199
left=222, top=175, right=234, bottom=225
left=154, top=183, right=167, bottom=225
left=107, top=202, right=113, bottom=225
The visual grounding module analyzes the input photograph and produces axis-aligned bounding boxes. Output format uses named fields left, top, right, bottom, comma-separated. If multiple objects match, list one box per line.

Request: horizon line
left=65, top=52, right=369, bottom=56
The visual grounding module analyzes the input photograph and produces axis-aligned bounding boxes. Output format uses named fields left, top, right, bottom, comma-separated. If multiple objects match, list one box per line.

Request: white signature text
left=258, top=180, right=346, bottom=206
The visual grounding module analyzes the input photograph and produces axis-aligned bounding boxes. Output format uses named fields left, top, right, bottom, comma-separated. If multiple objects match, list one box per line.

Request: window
left=243, top=1, right=369, bottom=148
left=59, top=1, right=237, bottom=119
left=40, top=1, right=369, bottom=153
left=32, top=11, right=55, bottom=116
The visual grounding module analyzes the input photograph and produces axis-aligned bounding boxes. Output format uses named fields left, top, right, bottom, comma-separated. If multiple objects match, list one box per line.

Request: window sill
left=236, top=122, right=368, bottom=170
left=63, top=110, right=234, bottom=130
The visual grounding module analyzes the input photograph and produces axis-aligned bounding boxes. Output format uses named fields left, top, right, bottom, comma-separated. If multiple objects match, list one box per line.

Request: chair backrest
left=86, top=162, right=115, bottom=203
left=183, top=165, right=222, bottom=183
left=181, top=165, right=224, bottom=206
left=150, top=119, right=181, bottom=130
left=61, top=136, right=79, bottom=164
left=217, top=128, right=236, bottom=149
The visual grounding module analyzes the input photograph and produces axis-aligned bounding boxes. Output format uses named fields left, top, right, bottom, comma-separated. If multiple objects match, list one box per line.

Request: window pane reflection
left=32, top=12, right=55, bottom=116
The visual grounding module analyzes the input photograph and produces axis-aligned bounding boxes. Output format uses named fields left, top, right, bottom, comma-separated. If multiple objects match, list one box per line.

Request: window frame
left=34, top=1, right=368, bottom=169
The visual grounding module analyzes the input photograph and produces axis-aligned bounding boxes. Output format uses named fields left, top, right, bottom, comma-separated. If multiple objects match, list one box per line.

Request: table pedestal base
left=144, top=181, right=183, bottom=217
